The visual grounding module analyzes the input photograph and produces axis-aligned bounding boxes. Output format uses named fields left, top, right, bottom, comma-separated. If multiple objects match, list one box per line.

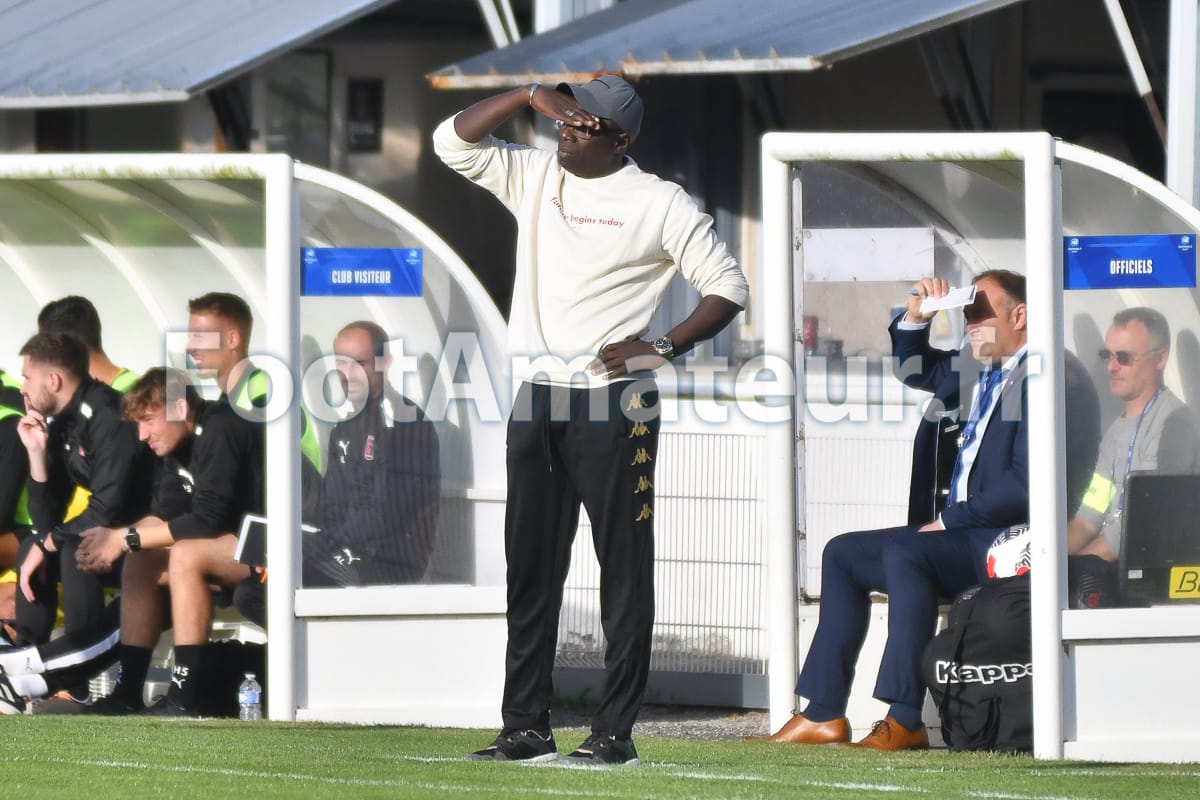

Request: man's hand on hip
left=588, top=340, right=665, bottom=380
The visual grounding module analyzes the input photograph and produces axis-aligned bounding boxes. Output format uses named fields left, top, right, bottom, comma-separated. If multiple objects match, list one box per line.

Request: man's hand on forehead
left=963, top=291, right=998, bottom=324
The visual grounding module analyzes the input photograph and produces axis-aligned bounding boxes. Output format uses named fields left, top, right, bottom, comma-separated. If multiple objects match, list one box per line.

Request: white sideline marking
left=22, top=757, right=629, bottom=798
left=1039, top=769, right=1200, bottom=779
left=663, top=771, right=770, bottom=782
left=33, top=753, right=1181, bottom=799
left=397, top=755, right=771, bottom=784
left=802, top=781, right=926, bottom=793
left=27, top=754, right=936, bottom=797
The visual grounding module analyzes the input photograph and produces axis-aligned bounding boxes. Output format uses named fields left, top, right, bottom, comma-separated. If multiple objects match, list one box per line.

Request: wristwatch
left=123, top=527, right=142, bottom=553
left=651, top=336, right=675, bottom=360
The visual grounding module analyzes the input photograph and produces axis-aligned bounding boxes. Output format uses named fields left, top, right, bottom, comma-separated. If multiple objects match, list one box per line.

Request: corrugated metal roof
left=0, top=0, right=396, bottom=108
left=428, top=0, right=1025, bottom=89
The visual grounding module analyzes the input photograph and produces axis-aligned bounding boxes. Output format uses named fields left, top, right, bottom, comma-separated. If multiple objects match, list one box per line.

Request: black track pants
left=500, top=380, right=660, bottom=740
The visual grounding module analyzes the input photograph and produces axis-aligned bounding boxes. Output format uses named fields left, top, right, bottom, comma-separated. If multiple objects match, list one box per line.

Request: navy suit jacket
left=890, top=317, right=1029, bottom=530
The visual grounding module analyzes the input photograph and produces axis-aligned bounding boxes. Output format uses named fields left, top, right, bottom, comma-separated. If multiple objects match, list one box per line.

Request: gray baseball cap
left=556, top=75, right=643, bottom=141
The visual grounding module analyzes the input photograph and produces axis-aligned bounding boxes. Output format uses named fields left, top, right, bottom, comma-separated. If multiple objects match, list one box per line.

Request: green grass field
left=3, top=717, right=1199, bottom=799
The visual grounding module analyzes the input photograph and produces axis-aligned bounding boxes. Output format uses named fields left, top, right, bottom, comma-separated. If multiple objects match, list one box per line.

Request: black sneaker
left=64, top=681, right=92, bottom=705
left=138, top=697, right=204, bottom=719
left=0, top=669, right=27, bottom=716
left=562, top=733, right=640, bottom=766
left=82, top=692, right=143, bottom=716
left=466, top=729, right=558, bottom=762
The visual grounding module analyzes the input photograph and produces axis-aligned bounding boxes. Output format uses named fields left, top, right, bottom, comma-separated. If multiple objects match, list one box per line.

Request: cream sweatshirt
left=434, top=116, right=749, bottom=386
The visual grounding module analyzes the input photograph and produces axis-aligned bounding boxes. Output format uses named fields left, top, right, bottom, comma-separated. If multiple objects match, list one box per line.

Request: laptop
left=1117, top=471, right=1200, bottom=606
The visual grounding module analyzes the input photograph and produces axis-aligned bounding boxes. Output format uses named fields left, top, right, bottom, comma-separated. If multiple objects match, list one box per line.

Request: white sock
left=10, top=672, right=48, bottom=700
left=0, top=646, right=45, bottom=675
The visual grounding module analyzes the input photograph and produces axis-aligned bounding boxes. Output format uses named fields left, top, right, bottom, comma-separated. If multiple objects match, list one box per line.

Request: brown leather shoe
left=847, top=716, right=930, bottom=751
left=758, top=713, right=851, bottom=744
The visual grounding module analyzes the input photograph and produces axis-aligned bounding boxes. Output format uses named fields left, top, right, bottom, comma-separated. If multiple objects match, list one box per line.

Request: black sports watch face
left=125, top=528, right=142, bottom=552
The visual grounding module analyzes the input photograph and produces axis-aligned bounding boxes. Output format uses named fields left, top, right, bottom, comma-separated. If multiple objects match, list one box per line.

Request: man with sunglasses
left=768, top=270, right=1031, bottom=751
left=434, top=76, right=748, bottom=765
left=1068, top=308, right=1200, bottom=586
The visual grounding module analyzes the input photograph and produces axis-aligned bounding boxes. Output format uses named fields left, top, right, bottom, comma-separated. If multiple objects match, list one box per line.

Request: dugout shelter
left=0, top=154, right=510, bottom=725
left=762, top=131, right=1200, bottom=762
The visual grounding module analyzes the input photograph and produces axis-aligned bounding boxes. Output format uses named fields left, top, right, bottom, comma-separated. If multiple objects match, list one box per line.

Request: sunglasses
left=1099, top=348, right=1161, bottom=366
left=962, top=305, right=993, bottom=324
left=554, top=118, right=610, bottom=139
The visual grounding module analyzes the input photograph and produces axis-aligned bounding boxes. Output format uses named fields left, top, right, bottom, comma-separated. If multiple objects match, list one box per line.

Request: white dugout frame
left=761, top=131, right=1200, bottom=762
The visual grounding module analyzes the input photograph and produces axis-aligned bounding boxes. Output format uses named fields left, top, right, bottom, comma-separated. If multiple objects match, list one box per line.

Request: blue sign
left=301, top=248, right=423, bottom=296
left=1064, top=234, right=1195, bottom=290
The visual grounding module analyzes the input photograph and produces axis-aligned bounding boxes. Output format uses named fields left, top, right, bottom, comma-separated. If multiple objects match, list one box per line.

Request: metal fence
left=556, top=430, right=768, bottom=675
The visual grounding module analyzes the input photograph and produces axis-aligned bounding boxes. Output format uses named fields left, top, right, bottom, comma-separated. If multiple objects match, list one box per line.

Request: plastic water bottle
left=238, top=672, right=262, bottom=721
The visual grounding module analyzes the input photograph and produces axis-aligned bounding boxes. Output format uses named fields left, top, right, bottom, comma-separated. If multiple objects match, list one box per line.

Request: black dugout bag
left=921, top=573, right=1033, bottom=752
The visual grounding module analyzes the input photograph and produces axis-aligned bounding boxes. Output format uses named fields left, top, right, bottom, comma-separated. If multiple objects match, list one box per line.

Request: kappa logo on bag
left=934, top=660, right=1032, bottom=685
left=922, top=573, right=1033, bottom=753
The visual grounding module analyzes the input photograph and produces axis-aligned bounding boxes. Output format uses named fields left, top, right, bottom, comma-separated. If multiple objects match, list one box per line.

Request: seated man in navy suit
left=768, top=269, right=1030, bottom=751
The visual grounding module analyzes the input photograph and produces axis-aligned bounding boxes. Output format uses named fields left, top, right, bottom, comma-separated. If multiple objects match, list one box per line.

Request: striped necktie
left=946, top=367, right=1004, bottom=504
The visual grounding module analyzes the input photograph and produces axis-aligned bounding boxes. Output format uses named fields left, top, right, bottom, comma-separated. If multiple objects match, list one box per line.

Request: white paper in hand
left=919, top=285, right=976, bottom=314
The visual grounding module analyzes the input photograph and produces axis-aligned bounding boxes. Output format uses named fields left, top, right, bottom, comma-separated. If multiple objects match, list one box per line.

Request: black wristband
left=33, top=534, right=50, bottom=555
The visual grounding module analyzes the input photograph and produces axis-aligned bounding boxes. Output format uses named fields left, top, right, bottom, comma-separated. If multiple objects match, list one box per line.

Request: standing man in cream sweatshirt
left=435, top=76, right=748, bottom=765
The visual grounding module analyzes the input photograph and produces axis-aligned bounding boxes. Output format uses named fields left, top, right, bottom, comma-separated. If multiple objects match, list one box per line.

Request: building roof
left=0, top=0, right=396, bottom=108
left=428, top=0, right=1024, bottom=89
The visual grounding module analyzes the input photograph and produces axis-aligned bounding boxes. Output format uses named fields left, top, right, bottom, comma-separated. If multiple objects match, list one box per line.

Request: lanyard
left=1114, top=387, right=1162, bottom=512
